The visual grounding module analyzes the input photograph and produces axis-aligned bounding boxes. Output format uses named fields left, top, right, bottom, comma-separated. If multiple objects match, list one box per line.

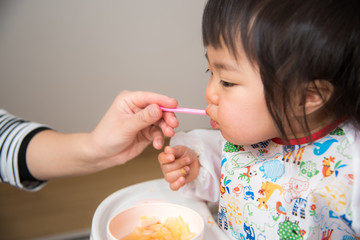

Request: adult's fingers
left=149, top=126, right=165, bottom=150
left=126, top=91, right=178, bottom=109
left=123, top=104, right=162, bottom=134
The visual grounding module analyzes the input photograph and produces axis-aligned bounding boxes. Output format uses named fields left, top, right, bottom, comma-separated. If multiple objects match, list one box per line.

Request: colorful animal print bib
left=218, top=127, right=356, bottom=239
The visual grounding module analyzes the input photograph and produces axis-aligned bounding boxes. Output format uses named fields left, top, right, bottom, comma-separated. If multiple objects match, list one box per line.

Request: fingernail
left=156, top=139, right=163, bottom=148
left=149, top=105, right=158, bottom=119
left=179, top=177, right=185, bottom=184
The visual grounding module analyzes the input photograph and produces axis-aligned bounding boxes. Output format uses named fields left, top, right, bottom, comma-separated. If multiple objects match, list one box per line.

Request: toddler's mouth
left=210, top=119, right=219, bottom=129
left=206, top=106, right=219, bottom=129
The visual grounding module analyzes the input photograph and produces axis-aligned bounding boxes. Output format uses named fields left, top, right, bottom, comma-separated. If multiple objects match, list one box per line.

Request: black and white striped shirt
left=0, top=109, right=50, bottom=191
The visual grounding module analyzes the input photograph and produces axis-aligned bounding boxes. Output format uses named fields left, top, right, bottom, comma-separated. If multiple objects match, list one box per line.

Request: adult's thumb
left=127, top=104, right=162, bottom=132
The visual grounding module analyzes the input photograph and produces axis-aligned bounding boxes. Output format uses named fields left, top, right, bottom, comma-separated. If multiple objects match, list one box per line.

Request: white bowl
left=107, top=202, right=204, bottom=240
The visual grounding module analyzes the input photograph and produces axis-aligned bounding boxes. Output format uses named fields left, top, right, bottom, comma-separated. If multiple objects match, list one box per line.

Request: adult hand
left=89, top=91, right=179, bottom=167
left=26, top=90, right=179, bottom=180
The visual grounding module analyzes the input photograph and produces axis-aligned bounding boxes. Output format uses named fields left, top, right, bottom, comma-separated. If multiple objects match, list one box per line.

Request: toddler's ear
left=295, top=79, right=334, bottom=116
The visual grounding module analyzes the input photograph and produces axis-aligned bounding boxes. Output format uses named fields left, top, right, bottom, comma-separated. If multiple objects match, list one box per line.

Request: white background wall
left=0, top=0, right=210, bottom=133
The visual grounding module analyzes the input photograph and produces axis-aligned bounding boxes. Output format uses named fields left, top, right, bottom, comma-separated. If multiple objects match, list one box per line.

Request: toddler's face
left=205, top=44, right=279, bottom=145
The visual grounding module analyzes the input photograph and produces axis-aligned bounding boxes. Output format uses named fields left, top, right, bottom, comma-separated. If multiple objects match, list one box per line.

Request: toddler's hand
left=158, top=145, right=200, bottom=191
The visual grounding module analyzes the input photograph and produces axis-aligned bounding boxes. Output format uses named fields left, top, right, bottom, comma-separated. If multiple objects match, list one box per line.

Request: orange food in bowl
left=107, top=203, right=204, bottom=240
left=121, top=216, right=196, bottom=240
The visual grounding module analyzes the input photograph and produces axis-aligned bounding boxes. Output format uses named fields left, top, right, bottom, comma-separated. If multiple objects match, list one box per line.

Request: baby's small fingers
left=161, top=157, right=190, bottom=173
left=169, top=176, right=186, bottom=191
left=163, top=166, right=189, bottom=184
left=158, top=152, right=175, bottom=164
left=164, top=145, right=175, bottom=154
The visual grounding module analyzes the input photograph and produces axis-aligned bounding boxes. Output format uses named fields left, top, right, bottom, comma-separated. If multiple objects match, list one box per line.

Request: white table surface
left=90, top=178, right=228, bottom=240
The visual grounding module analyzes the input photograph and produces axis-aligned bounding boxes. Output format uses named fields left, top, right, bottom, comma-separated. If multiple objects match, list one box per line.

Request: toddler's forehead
left=206, top=39, right=250, bottom=60
left=205, top=44, right=260, bottom=73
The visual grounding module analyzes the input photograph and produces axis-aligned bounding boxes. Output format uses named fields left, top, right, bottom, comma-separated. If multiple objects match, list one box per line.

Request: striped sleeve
left=0, top=109, right=51, bottom=191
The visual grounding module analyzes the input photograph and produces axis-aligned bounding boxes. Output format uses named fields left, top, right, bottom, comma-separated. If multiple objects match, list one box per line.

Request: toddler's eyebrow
left=205, top=52, right=239, bottom=72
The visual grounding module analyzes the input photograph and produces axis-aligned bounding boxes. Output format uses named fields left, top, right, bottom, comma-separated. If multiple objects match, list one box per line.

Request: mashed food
left=121, top=216, right=196, bottom=240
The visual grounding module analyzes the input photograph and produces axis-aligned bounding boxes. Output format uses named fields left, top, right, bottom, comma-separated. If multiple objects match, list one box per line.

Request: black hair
left=203, top=0, right=360, bottom=140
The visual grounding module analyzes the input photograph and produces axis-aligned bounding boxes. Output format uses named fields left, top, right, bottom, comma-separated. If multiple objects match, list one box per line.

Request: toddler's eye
left=205, top=69, right=213, bottom=75
left=220, top=80, right=235, bottom=87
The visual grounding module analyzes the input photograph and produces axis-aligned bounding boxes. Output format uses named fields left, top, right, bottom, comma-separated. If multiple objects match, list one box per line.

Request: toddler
left=159, top=0, right=360, bottom=239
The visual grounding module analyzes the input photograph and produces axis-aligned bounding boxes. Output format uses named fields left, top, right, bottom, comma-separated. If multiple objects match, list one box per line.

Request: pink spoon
left=160, top=107, right=207, bottom=115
